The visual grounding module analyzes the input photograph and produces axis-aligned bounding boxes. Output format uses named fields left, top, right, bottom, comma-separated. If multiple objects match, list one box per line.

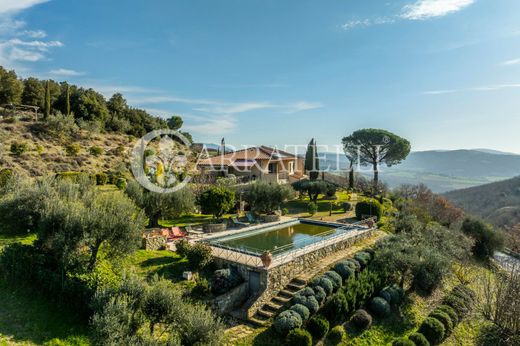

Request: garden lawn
left=0, top=233, right=36, bottom=249
left=283, top=190, right=356, bottom=219
left=123, top=249, right=190, bottom=283
left=0, top=282, right=90, bottom=346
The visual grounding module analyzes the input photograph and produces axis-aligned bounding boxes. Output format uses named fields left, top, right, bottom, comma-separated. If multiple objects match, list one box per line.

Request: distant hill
left=444, top=176, right=520, bottom=230
left=321, top=149, right=520, bottom=193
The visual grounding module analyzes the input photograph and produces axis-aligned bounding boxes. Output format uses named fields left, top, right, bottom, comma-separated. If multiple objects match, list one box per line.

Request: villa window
left=288, top=161, right=294, bottom=174
left=268, top=163, right=277, bottom=173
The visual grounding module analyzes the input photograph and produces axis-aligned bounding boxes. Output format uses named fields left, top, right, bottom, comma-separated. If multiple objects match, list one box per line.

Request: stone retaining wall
left=212, top=282, right=249, bottom=315
left=141, top=236, right=166, bottom=250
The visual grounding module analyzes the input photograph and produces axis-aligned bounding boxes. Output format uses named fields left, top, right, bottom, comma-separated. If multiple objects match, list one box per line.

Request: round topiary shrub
left=369, top=297, right=391, bottom=317
left=327, top=325, right=346, bottom=345
left=355, top=199, right=383, bottom=221
left=343, top=202, right=352, bottom=212
left=379, top=286, right=402, bottom=305
left=333, top=261, right=355, bottom=281
left=310, top=276, right=334, bottom=296
left=290, top=304, right=310, bottom=321
left=354, top=252, right=371, bottom=268
left=451, top=285, right=475, bottom=307
left=274, top=310, right=303, bottom=335
left=364, top=248, right=375, bottom=257
left=393, top=338, right=415, bottom=346
left=296, top=287, right=315, bottom=297
left=418, top=317, right=445, bottom=345
left=443, top=294, right=469, bottom=318
left=313, top=286, right=326, bottom=304
left=307, top=315, right=329, bottom=340
left=408, top=332, right=430, bottom=346
left=324, top=271, right=343, bottom=291
left=351, top=309, right=372, bottom=329
left=429, top=311, right=453, bottom=337
left=322, top=293, right=348, bottom=322
left=347, top=258, right=361, bottom=272
left=293, top=294, right=320, bottom=314
left=285, top=328, right=312, bottom=346
left=436, top=305, right=459, bottom=325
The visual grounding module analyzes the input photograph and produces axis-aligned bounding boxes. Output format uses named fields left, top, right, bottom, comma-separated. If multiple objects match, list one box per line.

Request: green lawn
left=0, top=282, right=91, bottom=346
left=0, top=233, right=36, bottom=249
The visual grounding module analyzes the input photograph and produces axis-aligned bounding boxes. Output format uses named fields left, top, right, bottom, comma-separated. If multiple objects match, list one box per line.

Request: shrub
left=364, top=247, right=375, bottom=256
left=95, top=173, right=108, bottom=185
left=244, top=181, right=295, bottom=214
left=412, top=254, right=450, bottom=293
left=354, top=251, right=372, bottom=268
left=324, top=271, right=342, bottom=291
left=369, top=297, right=391, bottom=317
left=175, top=239, right=191, bottom=257
left=282, top=208, right=289, bottom=216
left=89, top=146, right=104, bottom=156
left=393, top=338, right=415, bottom=346
left=333, top=261, right=355, bottom=281
left=192, top=278, right=211, bottom=296
left=408, top=332, right=430, bottom=346
left=285, top=328, right=312, bottom=346
left=429, top=311, right=453, bottom=337
left=10, top=141, right=28, bottom=156
left=185, top=243, right=212, bottom=271
left=65, top=143, right=81, bottom=156
left=35, top=143, right=44, bottom=154
left=436, top=305, right=458, bottom=325
left=290, top=304, right=310, bottom=321
left=451, top=284, right=475, bottom=307
left=0, top=169, right=14, bottom=188
left=355, top=199, right=383, bottom=220
left=293, top=294, right=320, bottom=314
left=322, top=293, right=348, bottom=322
left=351, top=309, right=372, bottom=329
left=274, top=310, right=302, bottom=335
left=296, top=287, right=315, bottom=297
left=462, top=217, right=504, bottom=260
left=115, top=178, right=127, bottom=190
left=307, top=202, right=318, bottom=215
left=307, top=315, right=329, bottom=340
left=325, top=184, right=337, bottom=197
left=418, top=317, right=445, bottom=345
left=310, top=276, right=334, bottom=296
left=327, top=325, right=346, bottom=345
left=347, top=258, right=361, bottom=272
left=199, top=186, right=235, bottom=218
left=313, top=286, right=326, bottom=304
left=211, top=267, right=243, bottom=295
left=443, top=294, right=469, bottom=318
left=342, top=202, right=352, bottom=213
left=379, top=286, right=401, bottom=305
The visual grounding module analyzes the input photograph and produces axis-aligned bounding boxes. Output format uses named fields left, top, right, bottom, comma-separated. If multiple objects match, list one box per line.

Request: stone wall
left=141, top=235, right=166, bottom=250
left=212, top=282, right=249, bottom=315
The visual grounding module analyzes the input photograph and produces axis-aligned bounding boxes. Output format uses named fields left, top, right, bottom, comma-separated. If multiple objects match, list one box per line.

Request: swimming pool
left=208, top=220, right=350, bottom=256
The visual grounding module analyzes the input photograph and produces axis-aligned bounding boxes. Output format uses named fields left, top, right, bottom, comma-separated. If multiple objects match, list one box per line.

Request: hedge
left=307, top=315, right=329, bottom=340
left=293, top=294, right=320, bottom=314
left=286, top=328, right=312, bottom=346
left=274, top=310, right=303, bottom=335
left=418, top=317, right=445, bottom=345
left=429, top=311, right=453, bottom=337
left=290, top=304, right=310, bottom=321
left=355, top=200, right=383, bottom=220
left=313, top=286, right=326, bottom=304
left=333, top=261, right=355, bottom=281
left=310, top=276, right=334, bottom=296
left=324, top=271, right=342, bottom=291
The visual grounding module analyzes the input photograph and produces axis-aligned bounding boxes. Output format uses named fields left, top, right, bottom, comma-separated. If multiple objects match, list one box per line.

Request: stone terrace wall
left=213, top=282, right=249, bottom=315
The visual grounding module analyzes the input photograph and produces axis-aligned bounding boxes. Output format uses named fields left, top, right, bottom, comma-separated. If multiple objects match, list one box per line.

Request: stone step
left=272, top=295, right=292, bottom=305
left=287, top=283, right=305, bottom=291
left=249, top=316, right=268, bottom=327
left=291, top=278, right=307, bottom=286
left=257, top=308, right=274, bottom=319
left=265, top=302, right=283, bottom=312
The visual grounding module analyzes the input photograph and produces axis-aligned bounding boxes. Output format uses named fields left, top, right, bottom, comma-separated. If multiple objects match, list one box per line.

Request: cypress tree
left=305, top=138, right=320, bottom=181
left=44, top=80, right=51, bottom=119
left=349, top=168, right=355, bottom=190
left=65, top=84, right=70, bottom=115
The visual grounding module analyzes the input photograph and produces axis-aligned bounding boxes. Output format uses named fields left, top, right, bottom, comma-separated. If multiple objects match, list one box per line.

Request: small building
left=197, top=145, right=306, bottom=184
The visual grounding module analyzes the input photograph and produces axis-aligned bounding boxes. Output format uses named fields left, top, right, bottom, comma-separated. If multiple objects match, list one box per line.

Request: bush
left=35, top=144, right=44, bottom=154
left=355, top=199, right=383, bottom=221
left=324, top=271, right=342, bottom=291
left=211, top=267, right=243, bottom=295
left=307, top=315, right=329, bottom=340
left=333, top=261, right=355, bottom=281
left=65, top=143, right=81, bottom=156
left=443, top=294, right=469, bottom=318
left=325, top=184, right=337, bottom=197
left=290, top=304, right=310, bottom=321
left=408, top=332, right=430, bottom=346
left=369, top=297, right=391, bottom=317
left=293, top=294, right=320, bottom=314
left=115, top=178, right=127, bottom=190
left=192, top=278, right=211, bottom=296
left=327, top=325, right=346, bottom=345
left=379, top=286, right=401, bottom=305
left=274, top=310, right=302, bottom=335
left=10, top=141, right=28, bottom=156
left=412, top=254, right=449, bottom=293
left=175, top=239, right=191, bottom=257
left=244, top=181, right=295, bottom=214
left=285, top=328, right=312, bottom=346
left=429, top=311, right=453, bottom=337
left=342, top=202, right=352, bottom=213
left=307, top=202, right=318, bottom=215
left=0, top=169, right=14, bottom=188
left=418, top=317, right=445, bottom=345
left=296, top=286, right=315, bottom=297
left=313, top=286, right=326, bottom=304
left=393, top=338, right=415, bottom=346
left=185, top=243, right=213, bottom=271
left=462, top=217, right=504, bottom=260
left=354, top=251, right=372, bottom=268
left=436, top=305, right=458, bottom=325
left=89, top=146, right=104, bottom=156
left=451, top=284, right=475, bottom=307
left=347, top=258, right=361, bottom=272
left=351, top=309, right=372, bottom=329
left=95, top=173, right=108, bottom=185
left=310, top=276, right=334, bottom=296
left=322, top=293, right=348, bottom=322
left=199, top=186, right=235, bottom=218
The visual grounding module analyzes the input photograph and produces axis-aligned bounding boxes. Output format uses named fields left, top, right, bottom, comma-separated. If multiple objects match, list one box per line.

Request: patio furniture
left=230, top=217, right=248, bottom=228
left=246, top=212, right=261, bottom=224
left=185, top=225, right=204, bottom=237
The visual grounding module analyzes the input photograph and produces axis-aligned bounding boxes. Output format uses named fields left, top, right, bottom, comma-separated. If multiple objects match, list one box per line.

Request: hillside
left=322, top=150, right=520, bottom=192
left=444, top=176, right=520, bottom=229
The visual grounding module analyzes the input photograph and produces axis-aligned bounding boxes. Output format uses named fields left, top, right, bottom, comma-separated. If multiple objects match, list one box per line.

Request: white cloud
left=283, top=101, right=323, bottom=113
left=0, top=38, right=63, bottom=66
left=401, top=0, right=475, bottom=20
left=473, top=84, right=520, bottom=91
left=19, top=29, right=46, bottom=38
left=501, top=58, right=520, bottom=66
left=423, top=89, right=458, bottom=95
left=341, top=17, right=395, bottom=31
left=183, top=115, right=237, bottom=135
left=423, top=83, right=520, bottom=95
left=0, top=0, right=49, bottom=14
left=49, top=68, right=86, bottom=77
left=194, top=103, right=274, bottom=114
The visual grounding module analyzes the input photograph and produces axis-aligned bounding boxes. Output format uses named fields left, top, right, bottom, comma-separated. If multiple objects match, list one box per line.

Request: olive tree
left=244, top=181, right=295, bottom=214
left=342, top=129, right=411, bottom=187
left=199, top=186, right=235, bottom=219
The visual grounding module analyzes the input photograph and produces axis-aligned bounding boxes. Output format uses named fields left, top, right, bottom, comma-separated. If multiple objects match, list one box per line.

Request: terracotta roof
left=197, top=146, right=299, bottom=167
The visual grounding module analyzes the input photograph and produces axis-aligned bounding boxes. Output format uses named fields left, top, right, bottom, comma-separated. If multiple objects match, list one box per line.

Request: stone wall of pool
left=210, top=220, right=375, bottom=319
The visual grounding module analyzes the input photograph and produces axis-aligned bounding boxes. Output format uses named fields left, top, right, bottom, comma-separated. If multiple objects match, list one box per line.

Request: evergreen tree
left=44, top=80, right=51, bottom=119
left=65, top=84, right=70, bottom=115
left=305, top=138, right=320, bottom=181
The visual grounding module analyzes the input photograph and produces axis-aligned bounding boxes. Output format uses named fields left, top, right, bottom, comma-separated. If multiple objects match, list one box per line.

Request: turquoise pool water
left=211, top=221, right=341, bottom=255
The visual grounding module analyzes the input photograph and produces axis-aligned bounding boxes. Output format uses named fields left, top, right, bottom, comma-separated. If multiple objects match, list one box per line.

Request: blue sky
left=1, top=0, right=520, bottom=154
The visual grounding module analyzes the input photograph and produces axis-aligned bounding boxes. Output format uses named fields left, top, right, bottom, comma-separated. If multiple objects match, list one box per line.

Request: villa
left=197, top=145, right=306, bottom=184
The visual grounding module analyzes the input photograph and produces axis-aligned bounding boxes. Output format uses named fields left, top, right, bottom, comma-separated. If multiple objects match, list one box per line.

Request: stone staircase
left=249, top=278, right=306, bottom=326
